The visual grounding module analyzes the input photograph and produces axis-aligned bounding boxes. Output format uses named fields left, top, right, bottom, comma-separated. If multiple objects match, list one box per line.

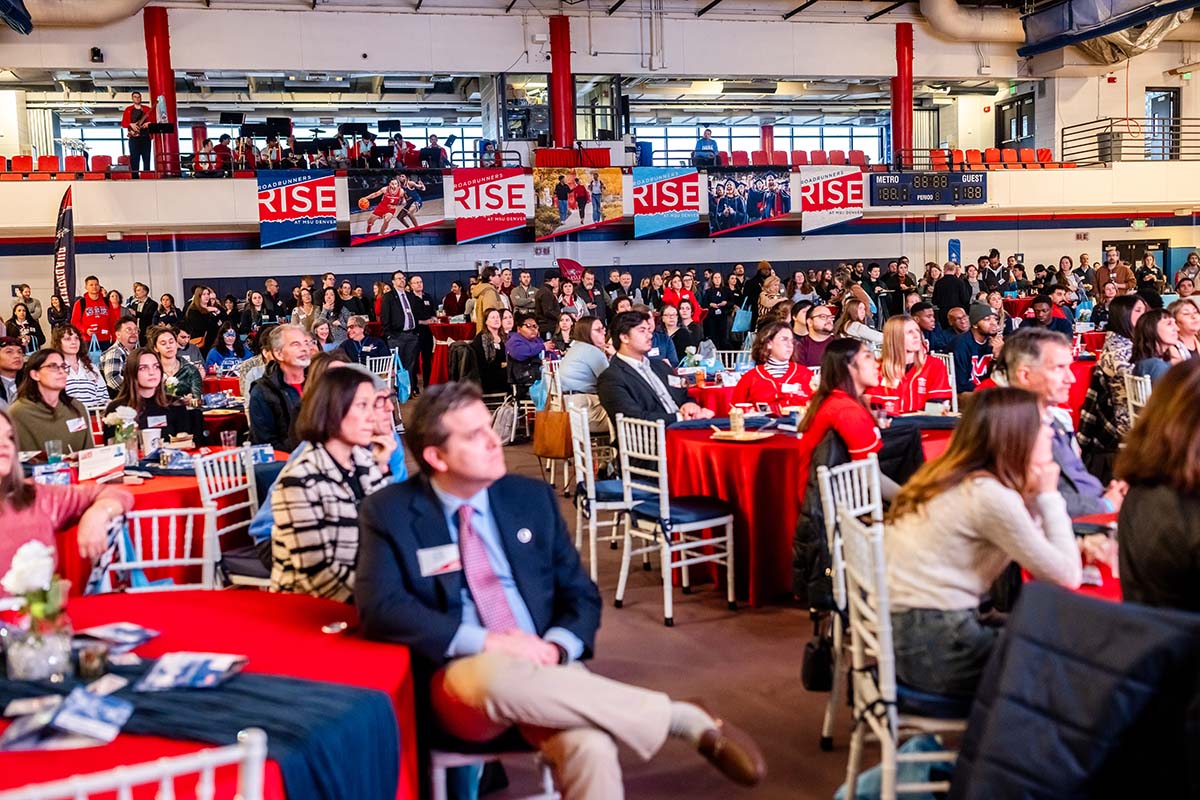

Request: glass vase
left=5, top=616, right=74, bottom=682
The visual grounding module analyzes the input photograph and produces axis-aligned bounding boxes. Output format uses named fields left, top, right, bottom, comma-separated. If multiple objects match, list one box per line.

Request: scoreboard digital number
left=870, top=172, right=987, bottom=207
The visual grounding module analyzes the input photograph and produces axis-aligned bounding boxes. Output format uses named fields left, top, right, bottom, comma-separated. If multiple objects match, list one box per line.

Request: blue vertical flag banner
left=948, top=238, right=961, bottom=266
left=52, top=186, right=76, bottom=302
left=256, top=170, right=337, bottom=248
left=632, top=167, right=701, bottom=238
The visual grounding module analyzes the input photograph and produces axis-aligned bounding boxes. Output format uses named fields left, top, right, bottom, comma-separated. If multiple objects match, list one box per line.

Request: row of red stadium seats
left=715, top=149, right=872, bottom=168
left=929, top=147, right=1077, bottom=170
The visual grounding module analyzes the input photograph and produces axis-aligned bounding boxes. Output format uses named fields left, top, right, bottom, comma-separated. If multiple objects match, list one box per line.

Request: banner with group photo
left=797, top=166, right=864, bottom=233
left=348, top=170, right=445, bottom=246
left=51, top=186, right=76, bottom=302
left=632, top=167, right=701, bottom=238
left=256, top=170, right=337, bottom=248
left=706, top=169, right=792, bottom=237
left=452, top=168, right=533, bottom=244
left=533, top=167, right=623, bottom=241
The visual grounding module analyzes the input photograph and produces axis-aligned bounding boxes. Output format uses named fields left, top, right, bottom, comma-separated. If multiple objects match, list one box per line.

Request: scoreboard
left=869, top=172, right=987, bottom=207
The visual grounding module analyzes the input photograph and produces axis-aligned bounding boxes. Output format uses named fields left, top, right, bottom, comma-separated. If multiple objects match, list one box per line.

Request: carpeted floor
left=474, top=440, right=860, bottom=799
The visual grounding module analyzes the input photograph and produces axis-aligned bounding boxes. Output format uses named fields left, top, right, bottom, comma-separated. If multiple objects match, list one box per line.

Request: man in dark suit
left=356, top=383, right=763, bottom=797
left=381, top=269, right=421, bottom=397
left=407, top=274, right=437, bottom=387
left=597, top=310, right=714, bottom=426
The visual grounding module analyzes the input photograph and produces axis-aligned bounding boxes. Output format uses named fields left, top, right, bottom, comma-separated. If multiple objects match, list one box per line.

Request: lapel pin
left=517, top=528, right=533, bottom=544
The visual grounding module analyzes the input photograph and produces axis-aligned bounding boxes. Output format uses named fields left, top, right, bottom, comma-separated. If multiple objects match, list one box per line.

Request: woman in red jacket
left=794, top=338, right=884, bottom=509
left=866, top=315, right=954, bottom=415
left=663, top=273, right=700, bottom=313
left=731, top=320, right=814, bottom=414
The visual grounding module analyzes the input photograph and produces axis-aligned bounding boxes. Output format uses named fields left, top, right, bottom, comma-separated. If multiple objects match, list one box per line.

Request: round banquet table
left=1003, top=297, right=1033, bottom=319
left=665, top=427, right=952, bottom=606
left=1023, top=511, right=1122, bottom=602
left=0, top=591, right=418, bottom=800
left=428, top=322, right=477, bottom=386
left=1080, top=330, right=1106, bottom=355
left=687, top=384, right=735, bottom=417
left=1067, top=359, right=1096, bottom=427
left=203, top=408, right=248, bottom=443
left=202, top=376, right=241, bottom=395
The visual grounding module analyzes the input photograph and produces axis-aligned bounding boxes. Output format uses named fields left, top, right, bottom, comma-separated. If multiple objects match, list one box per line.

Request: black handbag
left=801, top=618, right=834, bottom=692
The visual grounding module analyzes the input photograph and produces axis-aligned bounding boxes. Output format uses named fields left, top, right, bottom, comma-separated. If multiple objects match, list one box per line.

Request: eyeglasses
left=809, top=313, right=833, bottom=321
left=38, top=362, right=67, bottom=372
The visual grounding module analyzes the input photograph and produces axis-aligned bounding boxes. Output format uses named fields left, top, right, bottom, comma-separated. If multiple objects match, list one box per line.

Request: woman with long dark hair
left=205, top=322, right=249, bottom=372
left=183, top=285, right=221, bottom=351
left=240, top=291, right=270, bottom=336
left=885, top=387, right=1081, bottom=695
left=1078, top=294, right=1147, bottom=472
left=154, top=293, right=181, bottom=327
left=46, top=295, right=71, bottom=329
left=6, top=303, right=44, bottom=351
left=106, top=348, right=204, bottom=441
left=7, top=348, right=94, bottom=453
left=148, top=325, right=202, bottom=401
left=1130, top=307, right=1185, bottom=385
left=52, top=324, right=108, bottom=408
left=701, top=271, right=732, bottom=349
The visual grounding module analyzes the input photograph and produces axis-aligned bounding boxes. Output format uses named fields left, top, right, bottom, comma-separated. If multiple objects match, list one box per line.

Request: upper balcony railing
left=1060, top=117, right=1200, bottom=165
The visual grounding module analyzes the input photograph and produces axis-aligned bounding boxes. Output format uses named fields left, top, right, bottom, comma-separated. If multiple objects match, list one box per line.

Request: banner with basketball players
left=706, top=169, right=792, bottom=237
left=452, top=168, right=534, bottom=244
left=256, top=170, right=337, bottom=248
left=348, top=169, right=445, bottom=246
left=532, top=167, right=623, bottom=241
left=632, top=167, right=701, bottom=238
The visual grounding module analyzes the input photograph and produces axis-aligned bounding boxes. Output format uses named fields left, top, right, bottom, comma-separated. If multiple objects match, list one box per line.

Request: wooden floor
left=472, top=440, right=860, bottom=800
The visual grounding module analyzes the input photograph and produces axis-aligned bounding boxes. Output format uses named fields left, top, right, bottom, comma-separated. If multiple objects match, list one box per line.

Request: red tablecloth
left=202, top=376, right=241, bottom=395
left=687, top=384, right=735, bottom=417
left=0, top=591, right=418, bottom=800
left=1068, top=360, right=1097, bottom=427
left=203, top=409, right=248, bottom=443
left=1003, top=297, right=1033, bottom=319
left=665, top=428, right=950, bottom=606
left=428, top=322, right=477, bottom=385
left=1023, top=511, right=1121, bottom=602
left=1081, top=330, right=1106, bottom=355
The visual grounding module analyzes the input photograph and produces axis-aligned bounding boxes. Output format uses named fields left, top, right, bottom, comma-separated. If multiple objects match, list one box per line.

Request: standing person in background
left=534, top=270, right=562, bottom=338
left=45, top=296, right=70, bottom=329
left=11, top=285, right=42, bottom=321
left=240, top=291, right=270, bottom=337
left=338, top=280, right=367, bottom=318
left=71, top=275, right=117, bottom=350
left=510, top=269, right=537, bottom=315
left=183, top=285, right=222, bottom=352
left=408, top=275, right=437, bottom=389
left=917, top=263, right=941, bottom=305
left=127, top=282, right=157, bottom=344
left=1136, top=253, right=1166, bottom=295
left=6, top=304, right=44, bottom=353
left=743, top=261, right=774, bottom=328
left=1078, top=295, right=1147, bottom=481
left=213, top=134, right=233, bottom=172
left=263, top=278, right=288, bottom=320
left=885, top=261, right=917, bottom=316
left=577, top=270, right=608, bottom=324
left=702, top=272, right=732, bottom=349
left=380, top=271, right=422, bottom=397
left=1096, top=248, right=1135, bottom=295
left=442, top=281, right=467, bottom=318
left=933, top=263, right=972, bottom=328
left=153, top=294, right=180, bottom=328
left=120, top=91, right=151, bottom=173
left=471, top=267, right=506, bottom=333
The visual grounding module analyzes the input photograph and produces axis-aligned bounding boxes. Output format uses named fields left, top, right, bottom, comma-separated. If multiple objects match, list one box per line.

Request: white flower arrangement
left=163, top=375, right=180, bottom=394
left=103, top=405, right=138, bottom=444
left=1, top=541, right=55, bottom=597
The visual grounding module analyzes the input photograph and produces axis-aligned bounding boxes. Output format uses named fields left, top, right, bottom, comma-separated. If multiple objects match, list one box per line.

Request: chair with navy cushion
left=613, top=415, right=736, bottom=627
left=839, top=510, right=966, bottom=800
left=568, top=405, right=642, bottom=584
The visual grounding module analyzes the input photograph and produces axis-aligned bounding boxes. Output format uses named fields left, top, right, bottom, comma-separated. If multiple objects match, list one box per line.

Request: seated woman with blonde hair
left=885, top=387, right=1082, bottom=696
left=866, top=315, right=953, bottom=415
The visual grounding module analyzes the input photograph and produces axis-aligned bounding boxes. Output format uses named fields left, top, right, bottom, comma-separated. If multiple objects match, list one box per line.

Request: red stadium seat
left=90, top=155, right=112, bottom=173
left=64, top=155, right=86, bottom=171
left=930, top=149, right=950, bottom=172
left=771, top=150, right=788, bottom=166
left=36, top=155, right=59, bottom=172
left=10, top=155, right=32, bottom=172
left=951, top=149, right=965, bottom=171
left=1001, top=148, right=1020, bottom=169
left=750, top=150, right=769, bottom=166
left=848, top=150, right=868, bottom=167
left=0, top=156, right=6, bottom=172
left=828, top=150, right=847, bottom=165
left=731, top=151, right=749, bottom=166
left=791, top=150, right=809, bottom=166
left=983, top=148, right=1002, bottom=169
left=718, top=151, right=729, bottom=166
left=1036, top=148, right=1053, bottom=164
left=965, top=149, right=984, bottom=171
left=1018, top=148, right=1039, bottom=168
left=810, top=150, right=828, bottom=165
left=117, top=155, right=131, bottom=167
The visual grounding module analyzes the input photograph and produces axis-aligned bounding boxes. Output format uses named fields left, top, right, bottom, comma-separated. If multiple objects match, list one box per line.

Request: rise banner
left=632, top=167, right=701, bottom=238
left=453, top=168, right=533, bottom=244
left=797, top=166, right=864, bottom=233
left=256, top=170, right=337, bottom=248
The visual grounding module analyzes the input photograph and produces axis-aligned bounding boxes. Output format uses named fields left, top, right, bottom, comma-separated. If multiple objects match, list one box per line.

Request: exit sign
left=1076, top=232, right=1089, bottom=241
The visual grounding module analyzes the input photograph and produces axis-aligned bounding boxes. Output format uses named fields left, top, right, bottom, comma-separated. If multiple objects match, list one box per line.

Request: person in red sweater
left=731, top=320, right=814, bottom=414
left=70, top=275, right=119, bottom=349
left=794, top=338, right=884, bottom=509
left=866, top=315, right=954, bottom=415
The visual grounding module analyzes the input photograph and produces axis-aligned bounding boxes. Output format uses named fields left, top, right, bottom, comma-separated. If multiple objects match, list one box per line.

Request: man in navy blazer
left=356, top=382, right=762, bottom=798
left=596, top=310, right=714, bottom=426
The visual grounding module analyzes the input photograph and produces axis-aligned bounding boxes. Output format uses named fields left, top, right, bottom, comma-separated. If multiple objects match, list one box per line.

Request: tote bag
left=730, top=298, right=752, bottom=334
left=87, top=334, right=103, bottom=367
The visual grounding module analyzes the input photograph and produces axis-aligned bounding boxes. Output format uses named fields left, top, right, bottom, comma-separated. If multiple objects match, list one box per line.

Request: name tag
left=782, top=383, right=801, bottom=394
left=648, top=347, right=660, bottom=357
left=417, top=544, right=462, bottom=577
left=66, top=417, right=87, bottom=433
left=147, top=415, right=167, bottom=429
left=667, top=375, right=683, bottom=388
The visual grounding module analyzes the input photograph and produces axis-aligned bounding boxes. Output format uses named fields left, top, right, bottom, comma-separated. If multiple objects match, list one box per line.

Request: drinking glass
left=45, top=440, right=63, bottom=463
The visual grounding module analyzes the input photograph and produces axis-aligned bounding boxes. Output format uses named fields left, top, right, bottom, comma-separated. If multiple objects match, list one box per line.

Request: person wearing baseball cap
left=952, top=303, right=1003, bottom=394
left=0, top=337, right=24, bottom=408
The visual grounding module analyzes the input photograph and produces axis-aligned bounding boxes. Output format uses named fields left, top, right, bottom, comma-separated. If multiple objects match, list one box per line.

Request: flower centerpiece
left=2, top=541, right=73, bottom=681
left=163, top=374, right=180, bottom=397
left=103, top=405, right=139, bottom=466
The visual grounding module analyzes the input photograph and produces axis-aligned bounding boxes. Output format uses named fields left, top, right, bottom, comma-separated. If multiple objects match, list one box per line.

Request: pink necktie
left=457, top=505, right=519, bottom=633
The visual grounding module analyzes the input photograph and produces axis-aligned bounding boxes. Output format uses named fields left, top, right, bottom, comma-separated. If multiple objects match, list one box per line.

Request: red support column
left=549, top=15, right=575, bottom=149
left=892, top=22, right=913, bottom=168
left=760, top=125, right=775, bottom=156
left=191, top=124, right=207, bottom=154
left=143, top=6, right=180, bottom=175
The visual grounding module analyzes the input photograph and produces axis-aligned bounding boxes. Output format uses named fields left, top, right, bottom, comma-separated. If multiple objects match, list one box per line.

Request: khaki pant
left=563, top=393, right=611, bottom=435
left=431, top=651, right=672, bottom=800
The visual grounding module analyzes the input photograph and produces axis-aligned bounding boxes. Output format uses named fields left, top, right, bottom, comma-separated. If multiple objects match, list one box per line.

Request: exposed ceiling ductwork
left=917, top=0, right=1023, bottom=43
left=24, top=0, right=149, bottom=28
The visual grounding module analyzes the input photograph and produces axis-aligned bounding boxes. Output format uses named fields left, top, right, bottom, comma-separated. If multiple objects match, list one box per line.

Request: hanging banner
left=256, top=170, right=337, bottom=248
left=632, top=167, right=701, bottom=238
left=452, top=168, right=533, bottom=244
left=533, top=167, right=623, bottom=241
left=707, top=169, right=792, bottom=237
left=797, top=166, right=864, bottom=233
left=349, top=170, right=446, bottom=246
left=51, top=187, right=76, bottom=302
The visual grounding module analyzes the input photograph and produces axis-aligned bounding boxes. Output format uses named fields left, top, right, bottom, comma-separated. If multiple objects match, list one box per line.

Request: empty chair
left=0, top=155, right=7, bottom=172
left=731, top=151, right=749, bottom=166
left=1124, top=372, right=1151, bottom=427
left=36, top=155, right=59, bottom=172
left=194, top=447, right=269, bottom=588
left=929, top=149, right=949, bottom=172
left=1000, top=148, right=1020, bottom=169
left=569, top=405, right=643, bottom=583
left=931, top=353, right=958, bottom=413
left=714, top=349, right=751, bottom=370
left=983, top=148, right=1002, bottom=169
left=101, top=508, right=217, bottom=592
left=1036, top=147, right=1053, bottom=164
left=63, top=154, right=86, bottom=172
left=792, top=150, right=809, bottom=166
left=828, top=150, right=847, bottom=165
left=1019, top=147, right=1039, bottom=168
left=117, top=155, right=131, bottom=167
left=367, top=353, right=396, bottom=392
left=771, top=150, right=788, bottom=166
left=9, top=155, right=32, bottom=172
left=950, top=149, right=965, bottom=171
left=810, top=150, right=829, bottom=166
left=750, top=150, right=769, bottom=166
left=848, top=149, right=868, bottom=167
left=964, top=149, right=984, bottom=171
left=718, top=151, right=730, bottom=166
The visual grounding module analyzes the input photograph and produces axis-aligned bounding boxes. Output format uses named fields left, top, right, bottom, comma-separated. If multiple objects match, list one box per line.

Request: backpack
left=491, top=395, right=518, bottom=445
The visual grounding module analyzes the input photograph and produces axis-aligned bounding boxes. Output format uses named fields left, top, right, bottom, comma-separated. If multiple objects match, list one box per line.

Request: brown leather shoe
left=696, top=717, right=766, bottom=787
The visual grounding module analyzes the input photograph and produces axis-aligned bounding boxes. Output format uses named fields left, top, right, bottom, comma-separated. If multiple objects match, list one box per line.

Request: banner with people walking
left=533, top=167, right=623, bottom=241
left=452, top=168, right=534, bottom=244
left=348, top=169, right=445, bottom=246
left=632, top=167, right=701, bottom=238
left=706, top=169, right=792, bottom=237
